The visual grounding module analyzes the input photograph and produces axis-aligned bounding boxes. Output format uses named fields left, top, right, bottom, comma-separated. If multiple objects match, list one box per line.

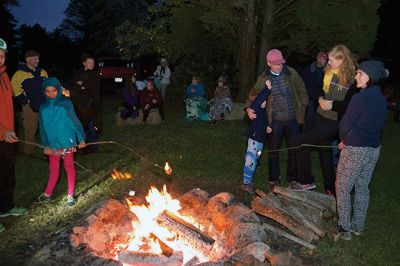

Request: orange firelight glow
left=114, top=185, right=209, bottom=264
left=111, top=169, right=133, bottom=180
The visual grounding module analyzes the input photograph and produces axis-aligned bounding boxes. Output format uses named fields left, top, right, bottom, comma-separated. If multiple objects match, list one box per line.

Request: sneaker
left=64, top=196, right=76, bottom=208
left=290, top=182, right=316, bottom=191
left=0, top=223, right=5, bottom=233
left=0, top=207, right=29, bottom=217
left=337, top=226, right=352, bottom=241
left=351, top=229, right=363, bottom=236
left=241, top=183, right=255, bottom=195
left=35, top=193, right=53, bottom=204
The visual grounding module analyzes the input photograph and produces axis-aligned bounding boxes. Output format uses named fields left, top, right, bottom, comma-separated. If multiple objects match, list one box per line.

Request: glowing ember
left=114, top=185, right=210, bottom=264
left=164, top=162, right=172, bottom=175
left=111, top=169, right=133, bottom=180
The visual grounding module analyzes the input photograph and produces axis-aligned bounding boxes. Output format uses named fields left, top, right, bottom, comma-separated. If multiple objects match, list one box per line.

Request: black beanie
left=358, top=60, right=389, bottom=82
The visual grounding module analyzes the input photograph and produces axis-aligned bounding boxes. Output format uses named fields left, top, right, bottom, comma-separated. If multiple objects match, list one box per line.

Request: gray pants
left=22, top=104, right=38, bottom=154
left=159, top=83, right=168, bottom=102
left=336, top=145, right=380, bottom=232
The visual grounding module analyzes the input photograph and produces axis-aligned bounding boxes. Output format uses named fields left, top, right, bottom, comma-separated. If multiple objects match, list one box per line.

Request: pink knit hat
left=266, top=49, right=286, bottom=64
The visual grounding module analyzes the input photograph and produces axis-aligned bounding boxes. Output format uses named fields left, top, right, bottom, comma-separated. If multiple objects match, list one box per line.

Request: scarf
left=322, top=68, right=339, bottom=93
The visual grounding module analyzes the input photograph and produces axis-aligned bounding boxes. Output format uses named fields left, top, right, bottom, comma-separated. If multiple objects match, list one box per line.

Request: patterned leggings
left=336, top=146, right=380, bottom=232
left=243, top=138, right=264, bottom=185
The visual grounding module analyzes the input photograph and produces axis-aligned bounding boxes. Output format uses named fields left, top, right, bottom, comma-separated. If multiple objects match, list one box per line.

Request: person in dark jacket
left=139, top=79, right=165, bottom=123
left=11, top=50, right=48, bottom=154
left=69, top=54, right=101, bottom=152
left=120, top=75, right=140, bottom=122
left=336, top=60, right=388, bottom=240
left=37, top=77, right=86, bottom=208
left=301, top=51, right=327, bottom=131
left=241, top=82, right=272, bottom=194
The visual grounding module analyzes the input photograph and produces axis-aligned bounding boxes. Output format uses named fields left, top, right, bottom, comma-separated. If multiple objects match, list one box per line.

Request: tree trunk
left=237, top=0, right=257, bottom=102
left=257, top=0, right=276, bottom=74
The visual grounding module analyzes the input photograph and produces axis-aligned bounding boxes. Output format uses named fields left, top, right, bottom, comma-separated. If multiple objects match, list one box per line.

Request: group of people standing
left=0, top=38, right=104, bottom=232
left=242, top=45, right=389, bottom=240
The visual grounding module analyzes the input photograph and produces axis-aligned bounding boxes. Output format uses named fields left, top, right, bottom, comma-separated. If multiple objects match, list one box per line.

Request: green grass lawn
left=1, top=91, right=399, bottom=265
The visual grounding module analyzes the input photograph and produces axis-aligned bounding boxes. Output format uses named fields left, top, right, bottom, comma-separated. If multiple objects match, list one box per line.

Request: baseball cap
left=266, top=49, right=286, bottom=64
left=0, top=38, right=7, bottom=52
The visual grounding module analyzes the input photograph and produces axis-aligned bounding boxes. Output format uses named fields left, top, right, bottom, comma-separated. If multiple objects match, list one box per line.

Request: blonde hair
left=325, top=44, right=357, bottom=87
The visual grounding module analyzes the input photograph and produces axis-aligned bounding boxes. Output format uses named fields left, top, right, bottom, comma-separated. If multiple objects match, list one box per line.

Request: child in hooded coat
left=38, top=77, right=86, bottom=207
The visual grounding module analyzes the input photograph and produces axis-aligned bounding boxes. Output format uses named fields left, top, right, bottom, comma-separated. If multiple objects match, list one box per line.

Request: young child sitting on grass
left=37, top=77, right=86, bottom=207
left=241, top=80, right=272, bottom=194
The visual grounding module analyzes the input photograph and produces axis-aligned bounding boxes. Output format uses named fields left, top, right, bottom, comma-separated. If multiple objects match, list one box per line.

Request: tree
left=61, top=0, right=153, bottom=55
left=0, top=0, right=19, bottom=72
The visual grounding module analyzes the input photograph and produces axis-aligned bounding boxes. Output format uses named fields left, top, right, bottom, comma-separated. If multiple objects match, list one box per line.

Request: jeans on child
left=243, top=138, right=264, bottom=185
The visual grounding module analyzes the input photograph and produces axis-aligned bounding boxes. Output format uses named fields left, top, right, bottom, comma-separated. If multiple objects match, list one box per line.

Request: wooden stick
left=262, top=223, right=316, bottom=250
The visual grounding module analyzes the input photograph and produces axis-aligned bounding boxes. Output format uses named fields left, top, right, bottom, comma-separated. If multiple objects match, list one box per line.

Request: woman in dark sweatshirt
left=336, top=60, right=388, bottom=240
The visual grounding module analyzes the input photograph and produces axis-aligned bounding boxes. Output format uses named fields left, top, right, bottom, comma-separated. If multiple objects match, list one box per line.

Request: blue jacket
left=186, top=83, right=205, bottom=98
left=247, top=88, right=271, bottom=143
left=339, top=85, right=387, bottom=147
left=39, top=77, right=85, bottom=149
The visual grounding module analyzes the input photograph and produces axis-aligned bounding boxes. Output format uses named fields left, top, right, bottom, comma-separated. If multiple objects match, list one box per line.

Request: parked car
left=98, top=57, right=136, bottom=85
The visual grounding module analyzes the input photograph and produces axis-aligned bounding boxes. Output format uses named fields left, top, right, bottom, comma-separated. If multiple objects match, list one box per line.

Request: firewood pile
left=252, top=186, right=337, bottom=251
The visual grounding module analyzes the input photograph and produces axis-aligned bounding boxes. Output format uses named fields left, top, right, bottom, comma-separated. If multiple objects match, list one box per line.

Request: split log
left=155, top=210, right=215, bottom=255
left=287, top=206, right=325, bottom=237
left=278, top=195, right=328, bottom=233
left=297, top=189, right=336, bottom=214
left=272, top=186, right=325, bottom=212
left=262, top=223, right=316, bottom=250
left=150, top=232, right=174, bottom=257
left=118, top=250, right=183, bottom=265
left=251, top=196, right=316, bottom=242
left=255, top=190, right=326, bottom=235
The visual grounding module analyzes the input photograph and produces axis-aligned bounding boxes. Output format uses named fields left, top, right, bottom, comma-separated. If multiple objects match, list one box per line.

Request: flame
left=111, top=169, right=133, bottom=180
left=116, top=185, right=208, bottom=263
left=164, top=162, right=172, bottom=175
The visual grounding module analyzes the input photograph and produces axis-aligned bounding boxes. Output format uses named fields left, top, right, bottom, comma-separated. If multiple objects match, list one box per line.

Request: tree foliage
left=61, top=0, right=153, bottom=55
left=114, top=0, right=380, bottom=99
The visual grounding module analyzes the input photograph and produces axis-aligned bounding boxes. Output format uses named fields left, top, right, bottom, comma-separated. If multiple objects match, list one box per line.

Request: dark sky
left=10, top=0, right=69, bottom=31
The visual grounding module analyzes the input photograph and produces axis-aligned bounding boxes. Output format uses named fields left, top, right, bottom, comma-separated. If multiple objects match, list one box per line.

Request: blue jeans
left=267, top=118, right=299, bottom=182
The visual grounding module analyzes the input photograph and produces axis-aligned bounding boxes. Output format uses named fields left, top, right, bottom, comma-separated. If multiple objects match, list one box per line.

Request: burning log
left=149, top=233, right=174, bottom=257
left=118, top=250, right=183, bottom=265
left=155, top=210, right=215, bottom=255
left=251, top=196, right=316, bottom=242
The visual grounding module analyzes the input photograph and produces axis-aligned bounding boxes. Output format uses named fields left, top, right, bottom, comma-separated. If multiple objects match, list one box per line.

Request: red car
left=98, top=57, right=136, bottom=84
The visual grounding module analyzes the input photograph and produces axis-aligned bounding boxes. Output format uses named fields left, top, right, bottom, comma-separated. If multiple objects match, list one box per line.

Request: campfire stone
left=70, top=199, right=136, bottom=258
left=225, top=223, right=267, bottom=253
left=207, top=192, right=234, bottom=215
